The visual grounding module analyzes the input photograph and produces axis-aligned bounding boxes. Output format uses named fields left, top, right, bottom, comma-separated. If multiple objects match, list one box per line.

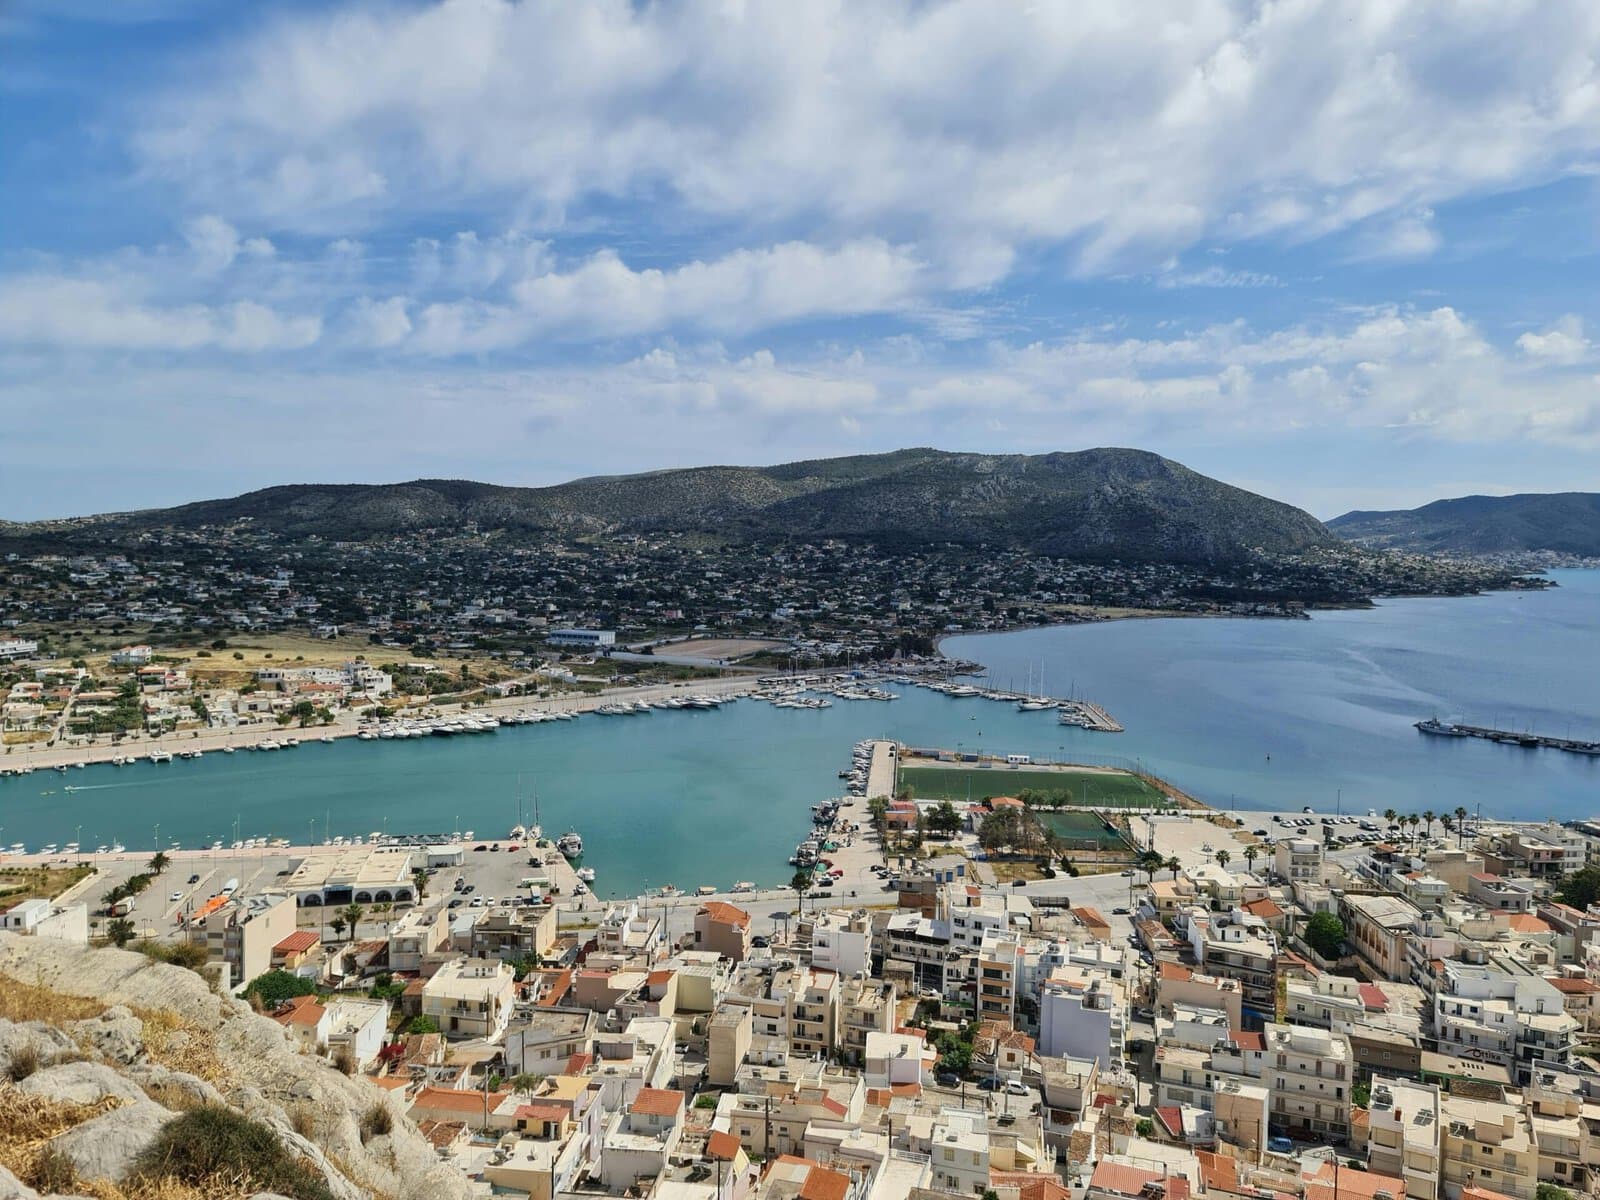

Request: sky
left=3, top=0, right=1600, bottom=522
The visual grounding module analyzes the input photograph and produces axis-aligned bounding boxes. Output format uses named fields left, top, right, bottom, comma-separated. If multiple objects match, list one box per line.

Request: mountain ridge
left=1330, top=492, right=1600, bottom=557
left=2, top=447, right=1338, bottom=563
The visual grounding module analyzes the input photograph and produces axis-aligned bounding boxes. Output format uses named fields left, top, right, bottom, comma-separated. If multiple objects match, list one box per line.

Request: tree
left=1135, top=1119, right=1155, bottom=1139
left=330, top=916, right=347, bottom=941
left=407, top=1015, right=439, bottom=1035
left=1215, top=849, right=1231, bottom=870
left=1304, top=912, right=1346, bottom=960
left=791, top=869, right=812, bottom=914
left=106, top=917, right=136, bottom=947
left=339, top=902, right=365, bottom=940
left=508, top=1072, right=545, bottom=1094
left=928, top=801, right=963, bottom=838
left=1166, top=856, right=1181, bottom=880
left=1383, top=808, right=1398, bottom=829
left=1537, top=1185, right=1576, bottom=1200
left=1558, top=865, right=1600, bottom=912
left=148, top=851, right=170, bottom=876
left=244, top=969, right=317, bottom=1007
left=1242, top=845, right=1258, bottom=873
left=1406, top=813, right=1421, bottom=848
left=1455, top=805, right=1469, bottom=847
left=1422, top=809, right=1435, bottom=841
left=411, top=867, right=428, bottom=900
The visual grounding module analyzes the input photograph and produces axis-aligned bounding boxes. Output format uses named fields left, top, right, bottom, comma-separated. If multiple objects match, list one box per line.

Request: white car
left=1005, top=1081, right=1030, bottom=1096
left=169, top=892, right=183, bottom=902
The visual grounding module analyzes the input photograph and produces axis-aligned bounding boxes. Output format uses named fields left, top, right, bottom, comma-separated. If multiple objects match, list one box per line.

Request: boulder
left=67, top=1005, right=146, bottom=1066
left=0, top=1017, right=76, bottom=1078
left=47, top=1099, right=174, bottom=1184
left=129, top=1064, right=226, bottom=1110
left=17, top=1060, right=147, bottom=1105
left=0, top=1163, right=40, bottom=1200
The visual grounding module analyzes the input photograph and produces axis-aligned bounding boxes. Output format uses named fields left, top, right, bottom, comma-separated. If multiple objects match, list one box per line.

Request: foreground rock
left=0, top=932, right=472, bottom=1200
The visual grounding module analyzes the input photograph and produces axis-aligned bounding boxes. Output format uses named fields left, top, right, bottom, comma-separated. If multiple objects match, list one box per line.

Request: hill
left=1329, top=492, right=1600, bottom=557
left=3, top=447, right=1337, bottom=563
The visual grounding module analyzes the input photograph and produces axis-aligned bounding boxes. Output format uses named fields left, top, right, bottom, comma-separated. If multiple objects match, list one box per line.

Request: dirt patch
left=660, top=638, right=786, bottom=661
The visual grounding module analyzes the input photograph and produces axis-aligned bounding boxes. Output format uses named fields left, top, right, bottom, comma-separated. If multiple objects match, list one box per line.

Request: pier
left=1416, top=718, right=1600, bottom=758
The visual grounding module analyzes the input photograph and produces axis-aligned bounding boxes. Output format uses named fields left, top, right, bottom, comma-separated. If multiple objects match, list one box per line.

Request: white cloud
left=1517, top=316, right=1590, bottom=365
left=0, top=275, right=320, bottom=352
left=132, top=0, right=1600, bottom=275
left=404, top=239, right=924, bottom=352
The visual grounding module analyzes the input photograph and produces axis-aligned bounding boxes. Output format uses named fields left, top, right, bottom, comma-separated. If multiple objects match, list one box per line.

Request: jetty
left=1415, top=718, right=1600, bottom=758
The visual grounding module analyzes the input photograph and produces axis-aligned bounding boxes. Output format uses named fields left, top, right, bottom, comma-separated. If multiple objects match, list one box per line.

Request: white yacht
left=557, top=831, right=584, bottom=858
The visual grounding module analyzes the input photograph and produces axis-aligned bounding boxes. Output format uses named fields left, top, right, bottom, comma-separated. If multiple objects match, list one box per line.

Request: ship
left=1414, top=718, right=1470, bottom=738
left=558, top=831, right=584, bottom=859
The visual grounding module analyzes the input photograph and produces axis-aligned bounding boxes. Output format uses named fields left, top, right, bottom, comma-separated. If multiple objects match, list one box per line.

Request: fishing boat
left=558, top=831, right=584, bottom=858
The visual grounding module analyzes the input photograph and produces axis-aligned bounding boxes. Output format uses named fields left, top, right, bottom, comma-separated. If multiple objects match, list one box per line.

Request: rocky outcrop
left=0, top=932, right=472, bottom=1200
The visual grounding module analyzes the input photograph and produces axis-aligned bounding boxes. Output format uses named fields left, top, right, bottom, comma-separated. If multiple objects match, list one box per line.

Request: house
left=272, top=995, right=331, bottom=1052
left=325, top=997, right=390, bottom=1071
left=271, top=929, right=321, bottom=971
left=109, top=645, right=153, bottom=666
left=1, top=899, right=89, bottom=945
left=695, top=901, right=753, bottom=963
left=599, top=1087, right=685, bottom=1189
left=421, top=958, right=517, bottom=1040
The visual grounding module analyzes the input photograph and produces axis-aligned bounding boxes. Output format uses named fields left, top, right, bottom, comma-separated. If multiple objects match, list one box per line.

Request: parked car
left=977, top=1077, right=1003, bottom=1092
left=936, top=1072, right=960, bottom=1087
left=169, top=891, right=183, bottom=902
left=1011, top=879, right=1027, bottom=887
left=187, top=873, right=200, bottom=884
left=1268, top=1136, right=1295, bottom=1154
left=1005, top=1081, right=1029, bottom=1096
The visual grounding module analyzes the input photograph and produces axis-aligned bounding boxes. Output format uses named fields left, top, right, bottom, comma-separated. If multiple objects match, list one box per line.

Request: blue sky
left=3, top=0, right=1600, bottom=521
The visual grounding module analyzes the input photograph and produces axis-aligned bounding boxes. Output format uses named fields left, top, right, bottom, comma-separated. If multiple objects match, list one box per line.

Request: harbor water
left=2, top=570, right=1596, bottom=894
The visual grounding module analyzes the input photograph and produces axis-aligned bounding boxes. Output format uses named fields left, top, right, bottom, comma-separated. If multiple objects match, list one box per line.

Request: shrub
left=332, top=1044, right=356, bottom=1076
left=244, top=969, right=316, bottom=1008
left=359, top=1102, right=393, bottom=1143
left=6, top=1044, right=40, bottom=1082
left=134, top=1104, right=336, bottom=1200
left=32, top=1146, right=77, bottom=1194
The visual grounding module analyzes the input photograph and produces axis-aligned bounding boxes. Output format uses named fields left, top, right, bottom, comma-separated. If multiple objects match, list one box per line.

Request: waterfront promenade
left=1, top=674, right=763, bottom=771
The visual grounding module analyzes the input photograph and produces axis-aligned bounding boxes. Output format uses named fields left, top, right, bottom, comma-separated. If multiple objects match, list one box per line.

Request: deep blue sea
left=2, top=570, right=1595, bottom=893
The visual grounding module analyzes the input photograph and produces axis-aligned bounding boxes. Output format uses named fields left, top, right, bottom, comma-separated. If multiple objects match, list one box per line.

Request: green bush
left=245, top=969, right=316, bottom=1007
left=135, top=1105, right=336, bottom=1200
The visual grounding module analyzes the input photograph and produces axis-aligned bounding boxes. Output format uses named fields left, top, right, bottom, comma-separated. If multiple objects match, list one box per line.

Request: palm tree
left=1166, top=856, right=1181, bottom=880
left=1440, top=815, right=1455, bottom=845
left=1455, top=806, right=1468, bottom=847
left=147, top=851, right=170, bottom=876
left=1243, top=845, right=1259, bottom=874
left=1422, top=810, right=1436, bottom=842
left=106, top=917, right=136, bottom=947
left=1383, top=808, right=1398, bottom=831
left=339, top=902, right=365, bottom=941
left=411, top=867, right=428, bottom=902
left=1215, top=849, right=1231, bottom=870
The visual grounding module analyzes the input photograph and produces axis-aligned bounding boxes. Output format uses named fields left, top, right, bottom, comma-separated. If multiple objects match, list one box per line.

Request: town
left=6, top=740, right=1599, bottom=1200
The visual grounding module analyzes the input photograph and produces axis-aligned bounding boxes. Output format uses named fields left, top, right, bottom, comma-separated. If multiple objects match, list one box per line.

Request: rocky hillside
left=2, top=448, right=1337, bottom=564
left=0, top=932, right=471, bottom=1200
left=1330, top=492, right=1600, bottom=557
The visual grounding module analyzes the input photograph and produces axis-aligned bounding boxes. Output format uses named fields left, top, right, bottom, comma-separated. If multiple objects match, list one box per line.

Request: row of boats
left=1416, top=717, right=1600, bottom=755
left=593, top=695, right=729, bottom=716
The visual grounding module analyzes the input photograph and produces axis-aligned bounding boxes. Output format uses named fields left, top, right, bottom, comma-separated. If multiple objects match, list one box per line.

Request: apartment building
left=1433, top=963, right=1576, bottom=1084
left=1275, top=839, right=1325, bottom=885
left=1188, top=908, right=1278, bottom=1016
left=810, top=911, right=872, bottom=977
left=421, top=958, right=517, bottom=1039
left=202, top=893, right=296, bottom=987
left=1263, top=1023, right=1352, bottom=1143
left=1367, top=1076, right=1442, bottom=1200
left=1441, top=1090, right=1536, bottom=1200
left=1343, top=894, right=1421, bottom=981
left=1039, top=968, right=1123, bottom=1068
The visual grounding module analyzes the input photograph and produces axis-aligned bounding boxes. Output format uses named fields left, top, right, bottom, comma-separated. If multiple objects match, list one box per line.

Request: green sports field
left=896, top=763, right=1161, bottom=808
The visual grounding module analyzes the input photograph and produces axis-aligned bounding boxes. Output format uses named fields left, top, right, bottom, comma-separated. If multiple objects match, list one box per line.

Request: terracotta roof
left=707, top=1130, right=742, bottom=1161
left=537, top=968, right=574, bottom=1007
left=272, top=995, right=326, bottom=1028
left=630, top=1087, right=685, bottom=1118
left=988, top=1170, right=1071, bottom=1200
left=1507, top=913, right=1552, bottom=933
left=1158, top=962, right=1194, bottom=981
left=273, top=929, right=320, bottom=954
left=1196, top=1151, right=1238, bottom=1194
left=1155, top=1105, right=1184, bottom=1137
left=1243, top=897, right=1284, bottom=919
left=647, top=969, right=675, bottom=985
left=1358, top=983, right=1388, bottom=1010
left=514, top=1103, right=568, bottom=1124
left=411, top=1087, right=509, bottom=1115
left=797, top=1165, right=851, bottom=1200
left=1088, top=1162, right=1165, bottom=1198
left=697, top=901, right=751, bottom=929
left=1549, top=977, right=1600, bottom=995
left=1227, top=1031, right=1265, bottom=1052
left=1304, top=1163, right=1406, bottom=1200
left=1462, top=1188, right=1517, bottom=1200
left=1071, top=906, right=1109, bottom=928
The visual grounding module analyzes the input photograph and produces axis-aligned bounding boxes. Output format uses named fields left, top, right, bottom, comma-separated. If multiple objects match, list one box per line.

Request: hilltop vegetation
left=4, top=447, right=1336, bottom=564
left=1331, top=492, right=1600, bottom=558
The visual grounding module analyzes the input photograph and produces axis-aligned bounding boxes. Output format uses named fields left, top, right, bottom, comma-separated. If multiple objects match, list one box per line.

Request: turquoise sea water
left=2, top=570, right=1595, bottom=893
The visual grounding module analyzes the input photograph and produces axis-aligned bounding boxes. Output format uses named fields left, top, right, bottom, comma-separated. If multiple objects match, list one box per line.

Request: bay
left=2, top=570, right=1595, bottom=894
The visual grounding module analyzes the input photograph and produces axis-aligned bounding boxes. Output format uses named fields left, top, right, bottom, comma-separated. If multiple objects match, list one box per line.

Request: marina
left=1415, top=717, right=1600, bottom=756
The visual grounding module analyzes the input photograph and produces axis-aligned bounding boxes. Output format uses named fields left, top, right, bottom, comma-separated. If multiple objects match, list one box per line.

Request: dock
left=865, top=740, right=898, bottom=800
left=1416, top=718, right=1600, bottom=758
left=1063, top=700, right=1123, bottom=733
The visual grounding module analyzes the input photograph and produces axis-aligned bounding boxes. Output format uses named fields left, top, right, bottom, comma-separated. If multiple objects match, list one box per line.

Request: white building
left=109, top=645, right=153, bottom=666
left=1039, top=968, right=1123, bottom=1068
left=1367, top=1075, right=1442, bottom=1200
left=421, top=958, right=517, bottom=1040
left=928, top=1108, right=991, bottom=1196
left=1, top=899, right=88, bottom=944
left=0, top=639, right=38, bottom=662
left=547, top=629, right=616, bottom=648
left=1262, top=1022, right=1352, bottom=1142
left=324, top=997, right=390, bottom=1071
left=810, top=911, right=872, bottom=977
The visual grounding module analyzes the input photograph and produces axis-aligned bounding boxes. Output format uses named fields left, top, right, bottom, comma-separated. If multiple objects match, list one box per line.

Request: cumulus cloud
left=1517, top=316, right=1590, bottom=365
left=132, top=0, right=1600, bottom=276
left=0, top=275, right=319, bottom=352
